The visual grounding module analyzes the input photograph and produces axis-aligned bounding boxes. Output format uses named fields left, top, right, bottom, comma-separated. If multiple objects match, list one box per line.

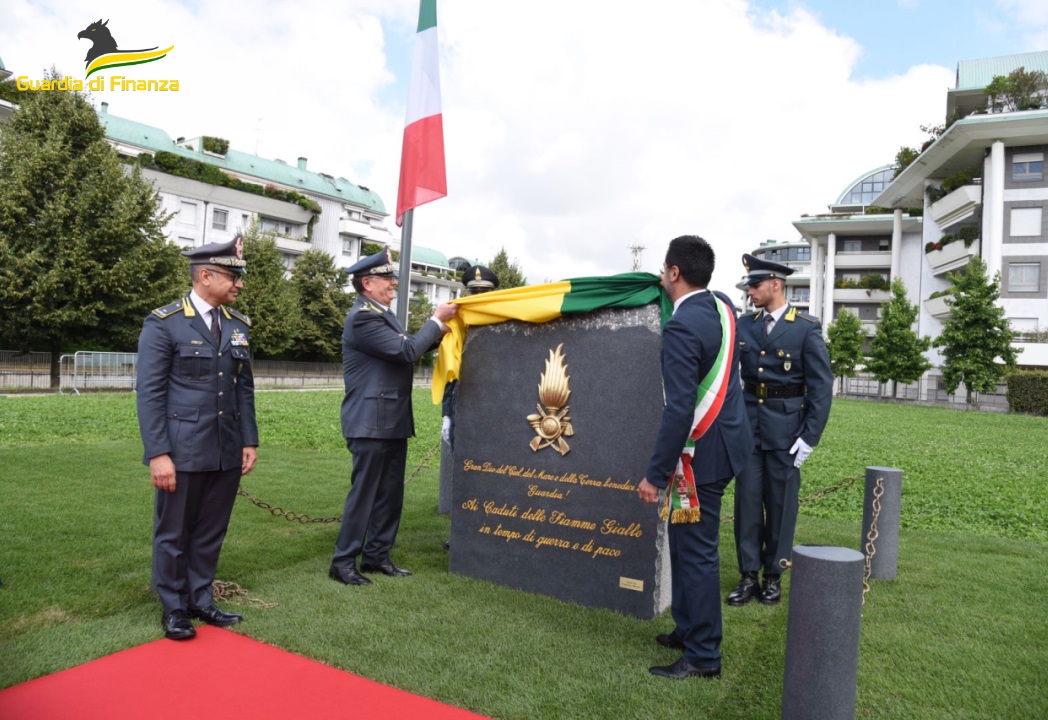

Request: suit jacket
left=340, top=295, right=444, bottom=440
left=136, top=295, right=258, bottom=472
left=646, top=290, right=752, bottom=489
left=736, top=305, right=833, bottom=450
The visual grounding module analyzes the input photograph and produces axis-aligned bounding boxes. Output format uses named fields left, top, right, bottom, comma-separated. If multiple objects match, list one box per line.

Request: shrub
left=202, top=135, right=230, bottom=155
left=1006, top=371, right=1048, bottom=415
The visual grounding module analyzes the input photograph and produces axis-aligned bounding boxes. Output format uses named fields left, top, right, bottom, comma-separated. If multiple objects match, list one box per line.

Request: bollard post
left=861, top=466, right=903, bottom=580
left=437, top=439, right=453, bottom=515
left=782, top=545, right=865, bottom=720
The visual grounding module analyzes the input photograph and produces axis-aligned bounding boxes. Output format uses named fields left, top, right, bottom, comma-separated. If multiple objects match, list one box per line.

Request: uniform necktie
left=210, top=308, right=222, bottom=346
left=763, top=313, right=774, bottom=340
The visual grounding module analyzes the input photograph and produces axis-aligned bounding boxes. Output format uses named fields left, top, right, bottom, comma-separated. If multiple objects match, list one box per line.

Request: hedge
left=1006, top=370, right=1048, bottom=415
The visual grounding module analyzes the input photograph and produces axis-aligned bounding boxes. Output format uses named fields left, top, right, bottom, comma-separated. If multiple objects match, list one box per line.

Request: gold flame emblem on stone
left=527, top=343, right=574, bottom=455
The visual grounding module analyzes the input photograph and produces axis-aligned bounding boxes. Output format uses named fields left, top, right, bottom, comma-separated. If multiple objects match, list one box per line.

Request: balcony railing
left=926, top=240, right=979, bottom=276
left=930, top=184, right=981, bottom=227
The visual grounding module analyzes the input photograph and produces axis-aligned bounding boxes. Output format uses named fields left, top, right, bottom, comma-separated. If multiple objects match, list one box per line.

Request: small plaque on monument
left=449, top=305, right=670, bottom=619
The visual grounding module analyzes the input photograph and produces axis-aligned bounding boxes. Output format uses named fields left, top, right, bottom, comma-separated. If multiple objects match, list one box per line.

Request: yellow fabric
left=431, top=281, right=571, bottom=403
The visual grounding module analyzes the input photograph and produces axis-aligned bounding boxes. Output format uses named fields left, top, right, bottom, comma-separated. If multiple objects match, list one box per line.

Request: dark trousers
left=152, top=467, right=241, bottom=614
left=670, top=476, right=730, bottom=668
left=332, top=438, right=408, bottom=566
left=734, top=446, right=801, bottom=576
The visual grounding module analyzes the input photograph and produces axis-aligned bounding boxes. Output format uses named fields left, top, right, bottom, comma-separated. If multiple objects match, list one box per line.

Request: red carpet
left=0, top=626, right=488, bottom=719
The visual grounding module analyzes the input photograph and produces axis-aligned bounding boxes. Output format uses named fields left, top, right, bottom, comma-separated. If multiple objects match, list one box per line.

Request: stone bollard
left=782, top=545, right=865, bottom=720
left=438, top=439, right=453, bottom=515
left=861, top=466, right=902, bottom=580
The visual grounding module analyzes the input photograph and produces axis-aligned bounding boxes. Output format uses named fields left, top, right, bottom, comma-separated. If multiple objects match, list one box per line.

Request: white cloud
left=0, top=0, right=978, bottom=292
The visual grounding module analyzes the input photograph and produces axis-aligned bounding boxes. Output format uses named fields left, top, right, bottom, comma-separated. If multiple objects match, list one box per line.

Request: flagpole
left=396, top=208, right=414, bottom=328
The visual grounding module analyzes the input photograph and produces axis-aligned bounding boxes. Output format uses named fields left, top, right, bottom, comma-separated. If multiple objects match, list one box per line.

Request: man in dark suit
left=639, top=235, right=752, bottom=679
left=136, top=236, right=258, bottom=641
left=727, top=253, right=832, bottom=607
left=329, top=248, right=458, bottom=586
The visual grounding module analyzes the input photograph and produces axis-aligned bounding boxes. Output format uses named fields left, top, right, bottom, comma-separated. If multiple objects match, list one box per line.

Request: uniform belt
left=744, top=382, right=806, bottom=399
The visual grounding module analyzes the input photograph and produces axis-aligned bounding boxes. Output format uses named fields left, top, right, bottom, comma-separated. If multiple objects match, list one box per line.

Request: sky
left=2, top=0, right=1048, bottom=292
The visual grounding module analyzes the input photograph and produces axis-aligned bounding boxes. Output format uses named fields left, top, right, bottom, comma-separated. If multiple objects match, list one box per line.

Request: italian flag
left=396, top=0, right=447, bottom=227
left=431, top=273, right=673, bottom=403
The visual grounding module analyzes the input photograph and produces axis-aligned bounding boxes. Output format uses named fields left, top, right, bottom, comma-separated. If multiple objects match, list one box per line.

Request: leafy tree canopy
left=933, top=256, right=1021, bottom=403
left=235, top=221, right=302, bottom=358
left=489, top=247, right=527, bottom=289
left=0, top=69, right=184, bottom=385
left=289, top=249, right=353, bottom=362
left=865, top=277, right=932, bottom=398
left=826, top=308, right=866, bottom=383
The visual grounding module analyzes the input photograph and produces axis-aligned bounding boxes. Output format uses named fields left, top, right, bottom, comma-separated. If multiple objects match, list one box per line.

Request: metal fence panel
left=0, top=351, right=52, bottom=390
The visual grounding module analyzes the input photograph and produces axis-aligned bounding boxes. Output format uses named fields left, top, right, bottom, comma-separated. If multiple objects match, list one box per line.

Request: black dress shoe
left=360, top=560, right=412, bottom=577
left=189, top=604, right=243, bottom=627
left=649, top=657, right=721, bottom=679
left=656, top=632, right=685, bottom=650
left=162, top=609, right=196, bottom=640
left=329, top=564, right=372, bottom=586
left=726, top=572, right=760, bottom=606
left=758, top=574, right=782, bottom=605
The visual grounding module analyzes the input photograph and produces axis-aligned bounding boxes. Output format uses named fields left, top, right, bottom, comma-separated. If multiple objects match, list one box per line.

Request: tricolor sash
left=662, top=296, right=735, bottom=524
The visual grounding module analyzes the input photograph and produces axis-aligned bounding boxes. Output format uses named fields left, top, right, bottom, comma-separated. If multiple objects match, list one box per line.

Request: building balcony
left=275, top=237, right=312, bottom=255
left=929, top=184, right=981, bottom=228
left=339, top=216, right=372, bottom=236
left=924, top=294, right=952, bottom=319
left=926, top=240, right=979, bottom=276
left=1015, top=342, right=1048, bottom=368
left=833, top=288, right=891, bottom=303
left=834, top=251, right=892, bottom=269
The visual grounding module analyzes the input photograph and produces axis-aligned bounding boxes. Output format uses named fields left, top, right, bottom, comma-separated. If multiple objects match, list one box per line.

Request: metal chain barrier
left=861, top=476, right=885, bottom=606
left=236, top=440, right=442, bottom=524
left=211, top=579, right=279, bottom=609
left=721, top=472, right=862, bottom=524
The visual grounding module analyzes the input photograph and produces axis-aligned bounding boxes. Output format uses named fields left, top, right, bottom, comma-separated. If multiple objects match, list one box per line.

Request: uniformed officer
left=136, top=235, right=259, bottom=640
left=441, top=265, right=499, bottom=446
left=728, top=253, right=832, bottom=607
left=329, top=248, right=458, bottom=586
left=438, top=265, right=500, bottom=550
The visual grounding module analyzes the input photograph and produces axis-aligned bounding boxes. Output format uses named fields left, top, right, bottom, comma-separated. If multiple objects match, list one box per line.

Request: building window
left=789, top=247, right=811, bottom=261
left=1012, top=153, right=1044, bottom=182
left=843, top=240, right=861, bottom=253
left=179, top=201, right=197, bottom=225
left=1010, top=207, right=1043, bottom=237
left=342, top=238, right=356, bottom=255
left=879, top=239, right=890, bottom=252
left=791, top=287, right=810, bottom=302
left=1008, top=263, right=1040, bottom=292
left=212, top=209, right=228, bottom=231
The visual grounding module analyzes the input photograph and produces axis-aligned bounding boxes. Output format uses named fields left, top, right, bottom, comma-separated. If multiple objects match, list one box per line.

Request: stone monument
left=448, top=305, right=671, bottom=619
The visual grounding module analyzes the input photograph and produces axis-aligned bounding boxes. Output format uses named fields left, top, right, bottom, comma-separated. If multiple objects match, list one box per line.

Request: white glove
left=441, top=416, right=452, bottom=444
left=789, top=437, right=813, bottom=468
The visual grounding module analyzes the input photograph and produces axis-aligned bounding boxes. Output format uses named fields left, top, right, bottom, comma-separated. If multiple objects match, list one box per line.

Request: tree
left=0, top=69, right=185, bottom=386
left=289, top=249, right=353, bottom=362
left=826, top=308, right=866, bottom=394
left=985, top=67, right=1048, bottom=113
left=489, top=247, right=527, bottom=289
left=865, top=277, right=932, bottom=399
left=235, top=222, right=301, bottom=358
left=933, top=256, right=1021, bottom=404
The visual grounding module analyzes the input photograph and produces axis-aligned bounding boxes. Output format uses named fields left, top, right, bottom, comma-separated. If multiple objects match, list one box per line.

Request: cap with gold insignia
left=347, top=247, right=398, bottom=279
left=463, top=265, right=499, bottom=293
left=182, top=235, right=247, bottom=274
left=737, top=252, right=794, bottom=289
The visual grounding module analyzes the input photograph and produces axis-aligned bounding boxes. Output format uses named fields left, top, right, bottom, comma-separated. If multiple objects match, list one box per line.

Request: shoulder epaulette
left=151, top=299, right=186, bottom=319
left=225, top=306, right=251, bottom=326
left=797, top=312, right=819, bottom=323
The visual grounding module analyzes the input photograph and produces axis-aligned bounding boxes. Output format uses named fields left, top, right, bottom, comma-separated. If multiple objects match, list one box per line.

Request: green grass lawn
left=1, top=392, right=1046, bottom=719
